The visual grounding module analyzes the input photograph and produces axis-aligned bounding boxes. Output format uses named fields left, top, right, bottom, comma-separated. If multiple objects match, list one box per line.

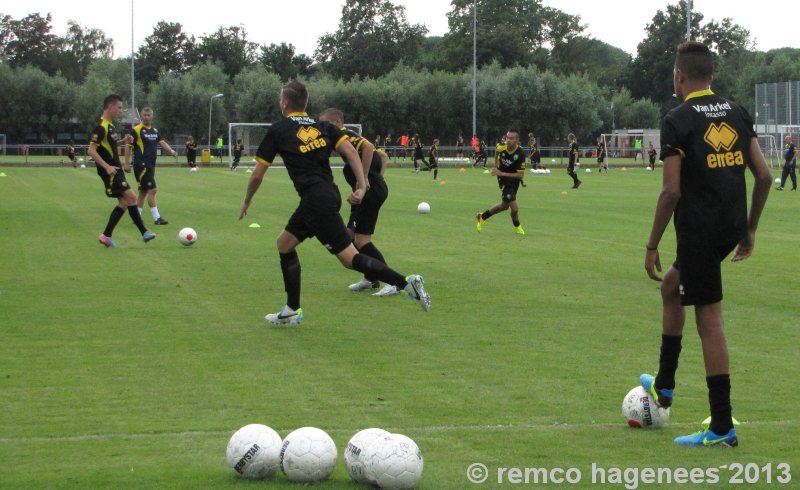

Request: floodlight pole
left=208, top=93, right=224, bottom=147
left=686, top=0, right=692, bottom=40
left=471, top=0, right=477, bottom=138
left=130, top=0, right=135, bottom=117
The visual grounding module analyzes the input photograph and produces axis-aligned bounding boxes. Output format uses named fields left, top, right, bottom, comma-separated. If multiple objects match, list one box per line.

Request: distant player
left=647, top=142, right=657, bottom=169
left=473, top=138, right=488, bottom=168
left=776, top=135, right=797, bottom=191
left=185, top=136, right=197, bottom=169
left=475, top=129, right=526, bottom=235
left=88, top=94, right=155, bottom=248
left=567, top=133, right=581, bottom=188
left=319, top=108, right=400, bottom=297
left=239, top=80, right=430, bottom=324
left=65, top=140, right=77, bottom=168
left=456, top=134, right=464, bottom=159
left=642, top=41, right=771, bottom=447
left=216, top=134, right=224, bottom=163
left=420, top=138, right=439, bottom=179
left=412, top=134, right=428, bottom=172
left=231, top=139, right=244, bottom=170
left=528, top=133, right=541, bottom=170
left=596, top=136, right=607, bottom=172
left=125, top=106, right=177, bottom=225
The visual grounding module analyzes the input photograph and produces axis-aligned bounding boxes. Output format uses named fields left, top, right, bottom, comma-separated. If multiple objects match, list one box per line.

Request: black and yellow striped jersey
left=128, top=123, right=163, bottom=165
left=569, top=142, right=579, bottom=165
left=429, top=143, right=438, bottom=161
left=341, top=128, right=382, bottom=188
left=89, top=118, right=121, bottom=167
left=495, top=144, right=526, bottom=185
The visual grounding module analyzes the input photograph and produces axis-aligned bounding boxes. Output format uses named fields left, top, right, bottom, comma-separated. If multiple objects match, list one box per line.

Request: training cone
left=248, top=223, right=261, bottom=228
left=246, top=169, right=253, bottom=173
left=0, top=172, right=6, bottom=177
left=561, top=191, right=568, bottom=196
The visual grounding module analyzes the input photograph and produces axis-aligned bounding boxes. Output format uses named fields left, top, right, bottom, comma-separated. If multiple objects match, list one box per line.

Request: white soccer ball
left=551, top=159, right=556, bottom=163
left=365, top=433, right=424, bottom=490
left=585, top=168, right=591, bottom=173
left=545, top=169, right=551, bottom=174
left=646, top=167, right=653, bottom=171
left=226, top=424, right=283, bottom=479
left=178, top=227, right=197, bottom=246
left=775, top=177, right=781, bottom=184
left=345, top=428, right=390, bottom=483
left=190, top=167, right=198, bottom=173
left=417, top=202, right=430, bottom=214
left=622, top=386, right=670, bottom=428
left=280, top=427, right=337, bottom=483
left=78, top=158, right=84, bottom=163
left=79, top=164, right=86, bottom=169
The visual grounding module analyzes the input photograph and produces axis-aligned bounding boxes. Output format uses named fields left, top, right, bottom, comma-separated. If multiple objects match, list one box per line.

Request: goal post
left=601, top=130, right=660, bottom=167
left=228, top=122, right=362, bottom=167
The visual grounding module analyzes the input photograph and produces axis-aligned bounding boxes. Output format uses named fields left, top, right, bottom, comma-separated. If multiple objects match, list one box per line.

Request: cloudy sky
left=6, top=1, right=795, bottom=58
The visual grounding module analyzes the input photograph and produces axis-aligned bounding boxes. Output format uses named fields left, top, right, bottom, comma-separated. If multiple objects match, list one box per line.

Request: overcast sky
left=6, top=1, right=795, bottom=58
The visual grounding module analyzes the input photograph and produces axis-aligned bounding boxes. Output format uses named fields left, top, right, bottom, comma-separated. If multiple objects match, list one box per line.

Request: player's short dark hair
left=675, top=41, right=713, bottom=81
left=320, top=108, right=344, bottom=123
left=507, top=129, right=520, bottom=136
left=281, top=80, right=308, bottom=111
left=140, top=106, right=153, bottom=114
left=103, top=94, right=123, bottom=109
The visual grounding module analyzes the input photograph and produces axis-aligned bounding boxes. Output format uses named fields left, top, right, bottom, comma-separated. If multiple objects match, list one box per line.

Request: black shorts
left=597, top=156, right=605, bottom=163
left=285, top=183, right=352, bottom=255
left=674, top=239, right=739, bottom=306
left=97, top=166, right=132, bottom=198
left=133, top=163, right=156, bottom=191
left=234, top=154, right=241, bottom=163
left=531, top=151, right=540, bottom=164
left=500, top=180, right=520, bottom=202
left=567, top=163, right=576, bottom=174
left=348, top=179, right=388, bottom=235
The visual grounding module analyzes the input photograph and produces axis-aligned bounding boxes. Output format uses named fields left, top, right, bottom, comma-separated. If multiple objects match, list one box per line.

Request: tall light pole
left=208, top=93, right=224, bottom=148
left=686, top=0, right=692, bottom=40
left=130, top=0, right=136, bottom=119
left=472, top=0, right=477, bottom=138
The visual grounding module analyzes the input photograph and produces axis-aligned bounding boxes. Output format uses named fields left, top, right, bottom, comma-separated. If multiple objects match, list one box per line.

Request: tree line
left=1, top=0, right=799, bottom=147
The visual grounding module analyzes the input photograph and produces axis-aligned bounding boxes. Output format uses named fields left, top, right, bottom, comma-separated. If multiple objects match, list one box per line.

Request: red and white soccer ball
left=225, top=424, right=283, bottom=479
left=280, top=427, right=338, bottom=483
left=178, top=227, right=197, bottom=246
left=622, top=386, right=670, bottom=428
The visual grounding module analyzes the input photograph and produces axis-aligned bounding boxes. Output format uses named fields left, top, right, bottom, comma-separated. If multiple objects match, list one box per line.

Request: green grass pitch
left=0, top=164, right=797, bottom=488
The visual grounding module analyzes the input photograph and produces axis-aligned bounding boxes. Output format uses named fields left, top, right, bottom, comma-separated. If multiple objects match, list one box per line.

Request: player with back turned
left=641, top=41, right=771, bottom=447
left=475, top=129, right=526, bottom=235
left=239, top=80, right=430, bottom=325
left=319, top=108, right=400, bottom=297
left=88, top=94, right=155, bottom=248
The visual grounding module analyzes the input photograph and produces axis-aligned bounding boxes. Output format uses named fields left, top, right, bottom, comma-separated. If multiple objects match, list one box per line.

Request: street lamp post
left=208, top=93, right=224, bottom=148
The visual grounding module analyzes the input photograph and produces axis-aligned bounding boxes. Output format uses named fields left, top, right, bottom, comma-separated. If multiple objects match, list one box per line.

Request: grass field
left=0, top=164, right=797, bottom=489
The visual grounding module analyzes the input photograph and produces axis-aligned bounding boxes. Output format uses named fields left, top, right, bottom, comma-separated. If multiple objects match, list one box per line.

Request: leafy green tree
left=440, top=0, right=584, bottom=72
left=258, top=43, right=313, bottom=81
left=549, top=37, right=631, bottom=89
left=195, top=26, right=256, bottom=79
left=230, top=66, right=283, bottom=122
left=0, top=13, right=60, bottom=74
left=315, top=0, right=427, bottom=80
left=135, top=22, right=197, bottom=88
left=55, top=21, right=114, bottom=83
left=0, top=64, right=75, bottom=141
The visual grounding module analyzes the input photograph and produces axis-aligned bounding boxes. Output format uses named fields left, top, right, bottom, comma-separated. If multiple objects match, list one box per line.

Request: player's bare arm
left=338, top=139, right=366, bottom=204
left=239, top=161, right=268, bottom=219
left=359, top=139, right=375, bottom=177
left=159, top=140, right=178, bottom=158
left=645, top=154, right=681, bottom=281
left=123, top=145, right=132, bottom=173
left=732, top=137, right=772, bottom=262
left=87, top=145, right=116, bottom=176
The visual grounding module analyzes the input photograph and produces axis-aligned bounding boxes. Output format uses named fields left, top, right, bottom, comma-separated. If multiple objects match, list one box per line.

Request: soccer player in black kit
left=319, top=108, right=399, bottom=297
left=566, top=133, right=581, bottom=188
left=185, top=136, right=198, bottom=169
left=475, top=129, right=526, bottom=235
left=776, top=135, right=797, bottom=191
left=240, top=81, right=430, bottom=324
left=642, top=41, right=771, bottom=447
left=412, top=134, right=429, bottom=172
left=88, top=94, right=155, bottom=248
left=231, top=139, right=244, bottom=170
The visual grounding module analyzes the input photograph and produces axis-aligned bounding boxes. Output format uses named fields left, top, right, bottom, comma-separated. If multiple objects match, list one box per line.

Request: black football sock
left=352, top=253, right=406, bottom=289
left=103, top=206, right=125, bottom=237
left=655, top=334, right=682, bottom=391
left=707, top=374, right=733, bottom=435
left=433, top=168, right=438, bottom=179
left=481, top=210, right=492, bottom=221
left=280, top=250, right=301, bottom=310
left=357, top=242, right=387, bottom=282
left=127, top=206, right=148, bottom=234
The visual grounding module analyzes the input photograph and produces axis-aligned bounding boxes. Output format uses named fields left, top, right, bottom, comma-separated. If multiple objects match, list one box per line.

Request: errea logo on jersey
left=296, top=126, right=326, bottom=153
left=704, top=123, right=743, bottom=169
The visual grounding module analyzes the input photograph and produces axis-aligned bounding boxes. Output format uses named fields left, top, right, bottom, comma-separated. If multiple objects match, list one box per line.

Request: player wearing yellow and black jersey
left=64, top=140, right=77, bottom=167
left=425, top=138, right=440, bottom=179
left=567, top=133, right=581, bottom=188
left=777, top=135, right=797, bottom=191
left=596, top=136, right=607, bottom=172
left=456, top=134, right=464, bottom=159
left=412, top=134, right=429, bottom=172
left=528, top=133, right=542, bottom=169
left=239, top=81, right=430, bottom=324
left=231, top=139, right=244, bottom=170
left=647, top=142, right=658, bottom=169
left=125, top=107, right=177, bottom=225
left=473, top=138, right=488, bottom=168
left=319, top=108, right=400, bottom=297
left=475, top=129, right=526, bottom=235
left=642, top=41, right=771, bottom=448
left=88, top=94, right=154, bottom=248
left=185, top=136, right=197, bottom=168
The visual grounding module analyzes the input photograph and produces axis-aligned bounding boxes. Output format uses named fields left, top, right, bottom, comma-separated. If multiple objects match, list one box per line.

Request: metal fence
left=755, top=81, right=800, bottom=139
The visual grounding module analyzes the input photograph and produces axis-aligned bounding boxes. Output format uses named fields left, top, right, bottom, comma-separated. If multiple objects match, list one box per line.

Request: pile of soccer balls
left=529, top=168, right=551, bottom=174
left=226, top=424, right=423, bottom=489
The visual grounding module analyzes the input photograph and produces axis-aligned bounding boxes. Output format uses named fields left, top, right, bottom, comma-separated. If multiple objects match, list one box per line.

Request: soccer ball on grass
left=364, top=433, right=424, bottom=490
left=345, top=428, right=390, bottom=483
left=226, top=424, right=283, bottom=479
left=622, top=386, right=669, bottom=428
left=417, top=202, right=430, bottom=214
left=280, top=427, right=337, bottom=483
left=178, top=227, right=197, bottom=246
